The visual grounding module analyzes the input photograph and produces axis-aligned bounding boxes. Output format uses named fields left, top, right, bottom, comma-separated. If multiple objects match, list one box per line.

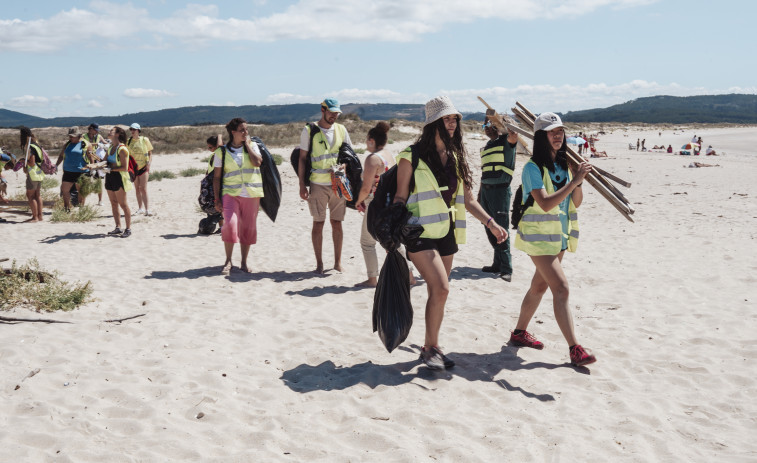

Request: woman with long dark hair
left=20, top=127, right=45, bottom=222
left=394, top=96, right=507, bottom=370
left=510, top=112, right=595, bottom=367
left=104, top=126, right=134, bottom=237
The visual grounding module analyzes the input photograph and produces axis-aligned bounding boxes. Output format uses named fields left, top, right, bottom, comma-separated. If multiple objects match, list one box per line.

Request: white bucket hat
left=424, top=96, right=462, bottom=125
left=533, top=112, right=565, bottom=132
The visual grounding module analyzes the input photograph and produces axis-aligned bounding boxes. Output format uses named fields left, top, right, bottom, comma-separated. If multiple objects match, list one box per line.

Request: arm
left=531, top=162, right=591, bottom=211
left=355, top=154, right=381, bottom=209
left=463, top=184, right=508, bottom=242
left=393, top=158, right=412, bottom=205
left=115, top=147, right=128, bottom=172
left=298, top=149, right=309, bottom=200
left=213, top=166, right=223, bottom=213
left=56, top=145, right=66, bottom=169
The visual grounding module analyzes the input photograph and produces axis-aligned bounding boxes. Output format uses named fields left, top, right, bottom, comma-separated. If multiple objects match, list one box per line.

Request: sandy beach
left=1, top=124, right=756, bottom=462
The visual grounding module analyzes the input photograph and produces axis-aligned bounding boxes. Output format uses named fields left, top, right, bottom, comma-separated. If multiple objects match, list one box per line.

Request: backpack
left=289, top=122, right=319, bottom=187
left=510, top=185, right=534, bottom=229
left=367, top=147, right=419, bottom=241
left=39, top=146, right=56, bottom=175
left=198, top=147, right=226, bottom=214
left=127, top=155, right=139, bottom=182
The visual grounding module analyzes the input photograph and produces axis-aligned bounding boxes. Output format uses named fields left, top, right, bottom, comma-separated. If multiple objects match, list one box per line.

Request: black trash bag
left=337, top=143, right=362, bottom=210
left=372, top=249, right=413, bottom=353
left=252, top=136, right=282, bottom=222
left=373, top=202, right=423, bottom=252
left=198, top=214, right=221, bottom=235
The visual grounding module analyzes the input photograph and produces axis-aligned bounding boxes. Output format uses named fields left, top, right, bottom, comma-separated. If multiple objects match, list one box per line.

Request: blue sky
left=1, top=0, right=753, bottom=119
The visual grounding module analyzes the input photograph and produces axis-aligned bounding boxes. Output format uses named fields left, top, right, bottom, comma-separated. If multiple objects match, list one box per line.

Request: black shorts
left=105, top=172, right=124, bottom=191
left=405, top=217, right=458, bottom=257
left=62, top=171, right=83, bottom=183
left=136, top=166, right=148, bottom=177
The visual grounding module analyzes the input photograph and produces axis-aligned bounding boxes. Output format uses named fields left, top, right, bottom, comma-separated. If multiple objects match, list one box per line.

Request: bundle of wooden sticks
left=478, top=97, right=635, bottom=222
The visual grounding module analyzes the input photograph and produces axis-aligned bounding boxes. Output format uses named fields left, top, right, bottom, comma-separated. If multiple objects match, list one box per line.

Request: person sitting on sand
left=705, top=145, right=717, bottom=156
left=393, top=96, right=507, bottom=370
left=104, top=126, right=134, bottom=237
left=510, top=112, right=596, bottom=367
left=212, top=118, right=264, bottom=275
left=19, top=127, right=45, bottom=223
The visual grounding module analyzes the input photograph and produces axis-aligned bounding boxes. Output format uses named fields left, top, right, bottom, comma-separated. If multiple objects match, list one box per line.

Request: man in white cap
left=298, top=98, right=353, bottom=273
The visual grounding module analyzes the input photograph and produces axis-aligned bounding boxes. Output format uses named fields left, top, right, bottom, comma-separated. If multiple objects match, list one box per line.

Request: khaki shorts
left=26, top=177, right=42, bottom=191
left=308, top=183, right=346, bottom=222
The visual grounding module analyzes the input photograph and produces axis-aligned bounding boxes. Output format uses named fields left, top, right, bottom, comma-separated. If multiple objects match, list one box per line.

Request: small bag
left=510, top=185, right=534, bottom=229
left=289, top=122, right=318, bottom=187
left=198, top=147, right=226, bottom=214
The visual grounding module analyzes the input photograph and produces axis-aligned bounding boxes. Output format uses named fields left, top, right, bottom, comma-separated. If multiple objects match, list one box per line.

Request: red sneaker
left=570, top=344, right=596, bottom=367
left=509, top=330, right=544, bottom=350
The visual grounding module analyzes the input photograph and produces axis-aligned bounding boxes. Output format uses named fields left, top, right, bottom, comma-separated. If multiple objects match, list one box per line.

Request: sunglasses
left=482, top=121, right=492, bottom=129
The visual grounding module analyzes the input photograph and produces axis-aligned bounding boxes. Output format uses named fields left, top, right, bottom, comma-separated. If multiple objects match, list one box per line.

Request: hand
left=506, top=127, right=518, bottom=144
left=215, top=199, right=223, bottom=213
left=571, top=161, right=592, bottom=182
left=356, top=202, right=366, bottom=213
left=488, top=221, right=508, bottom=243
left=299, top=184, right=309, bottom=201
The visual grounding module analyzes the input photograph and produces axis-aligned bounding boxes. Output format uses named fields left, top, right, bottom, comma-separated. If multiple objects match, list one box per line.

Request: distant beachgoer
left=205, top=135, right=224, bottom=231
left=667, top=145, right=673, bottom=153
left=0, top=150, right=15, bottom=223
left=577, top=132, right=583, bottom=155
left=636, top=139, right=640, bottom=151
left=83, top=123, right=106, bottom=206
left=691, top=134, right=697, bottom=143
left=697, top=137, right=703, bottom=146
left=511, top=112, right=596, bottom=367
left=297, top=98, right=353, bottom=274
left=20, top=127, right=45, bottom=222
left=705, top=145, right=717, bottom=156
left=104, top=126, right=133, bottom=237
left=394, top=96, right=507, bottom=370
left=55, top=127, right=94, bottom=212
left=127, top=123, right=154, bottom=216
left=212, top=118, right=264, bottom=275
left=641, top=139, right=646, bottom=150
left=353, top=121, right=416, bottom=288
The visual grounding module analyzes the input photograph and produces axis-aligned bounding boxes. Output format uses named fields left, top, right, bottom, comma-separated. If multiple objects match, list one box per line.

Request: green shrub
left=200, top=156, right=211, bottom=163
left=354, top=148, right=366, bottom=154
left=0, top=259, right=94, bottom=312
left=76, top=174, right=101, bottom=198
left=271, top=154, right=283, bottom=165
left=180, top=167, right=205, bottom=177
left=51, top=204, right=99, bottom=223
left=149, top=170, right=177, bottom=181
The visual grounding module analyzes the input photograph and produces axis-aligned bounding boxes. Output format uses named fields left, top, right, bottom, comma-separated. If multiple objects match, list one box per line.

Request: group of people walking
left=7, top=96, right=598, bottom=370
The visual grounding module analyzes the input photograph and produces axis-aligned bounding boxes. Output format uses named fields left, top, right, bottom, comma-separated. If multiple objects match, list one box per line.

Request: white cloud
left=123, top=88, right=177, bottom=99
left=8, top=95, right=50, bottom=107
left=88, top=100, right=104, bottom=108
left=0, top=0, right=658, bottom=52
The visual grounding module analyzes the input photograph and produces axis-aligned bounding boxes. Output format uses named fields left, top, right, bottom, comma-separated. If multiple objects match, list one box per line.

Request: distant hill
left=562, top=94, right=757, bottom=123
left=0, top=103, right=429, bottom=128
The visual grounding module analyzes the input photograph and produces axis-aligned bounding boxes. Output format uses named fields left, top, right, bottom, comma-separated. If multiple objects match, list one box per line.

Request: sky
left=0, top=0, right=754, bottom=119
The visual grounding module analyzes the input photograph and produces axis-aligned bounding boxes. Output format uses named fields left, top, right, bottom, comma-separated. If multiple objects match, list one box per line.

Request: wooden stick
left=103, top=313, right=146, bottom=323
left=477, top=96, right=533, bottom=156
left=592, top=166, right=631, bottom=188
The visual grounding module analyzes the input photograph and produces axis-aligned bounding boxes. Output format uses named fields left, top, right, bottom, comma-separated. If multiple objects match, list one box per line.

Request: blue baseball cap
left=130, top=123, right=141, bottom=131
left=321, top=98, right=341, bottom=113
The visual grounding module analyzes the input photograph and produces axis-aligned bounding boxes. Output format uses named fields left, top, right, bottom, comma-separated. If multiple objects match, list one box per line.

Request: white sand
left=1, top=125, right=756, bottom=462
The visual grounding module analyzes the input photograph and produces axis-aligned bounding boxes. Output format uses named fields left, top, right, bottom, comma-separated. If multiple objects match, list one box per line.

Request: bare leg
left=331, top=218, right=343, bottom=272
left=61, top=181, right=74, bottom=210
left=528, top=252, right=578, bottom=346
left=138, top=172, right=149, bottom=211
left=34, top=190, right=43, bottom=221
left=240, top=244, right=251, bottom=272
left=409, top=250, right=453, bottom=348
left=312, top=220, right=325, bottom=273
left=25, top=189, right=40, bottom=222
left=107, top=190, right=120, bottom=228
left=115, top=189, right=131, bottom=229
left=222, top=242, right=234, bottom=274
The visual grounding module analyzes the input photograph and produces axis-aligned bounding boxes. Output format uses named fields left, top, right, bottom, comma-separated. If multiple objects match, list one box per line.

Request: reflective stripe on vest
left=309, top=124, right=346, bottom=184
left=480, top=144, right=514, bottom=177
left=400, top=147, right=467, bottom=244
left=219, top=147, right=264, bottom=198
left=514, top=160, right=579, bottom=255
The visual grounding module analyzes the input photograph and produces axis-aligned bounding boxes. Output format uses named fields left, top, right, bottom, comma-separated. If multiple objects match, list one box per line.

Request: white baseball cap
left=533, top=112, right=565, bottom=132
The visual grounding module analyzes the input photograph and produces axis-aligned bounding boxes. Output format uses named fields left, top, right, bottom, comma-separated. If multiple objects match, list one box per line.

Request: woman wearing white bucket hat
left=510, top=111, right=596, bottom=367
left=393, top=96, right=507, bottom=370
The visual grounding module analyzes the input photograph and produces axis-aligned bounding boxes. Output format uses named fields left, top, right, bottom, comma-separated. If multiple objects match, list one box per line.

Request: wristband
left=486, top=217, right=493, bottom=227
left=576, top=183, right=583, bottom=187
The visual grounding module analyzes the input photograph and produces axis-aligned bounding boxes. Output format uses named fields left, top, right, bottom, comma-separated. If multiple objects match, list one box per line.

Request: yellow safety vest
left=219, top=146, right=264, bottom=198
left=398, top=147, right=466, bottom=243
left=110, top=144, right=134, bottom=193
left=480, top=141, right=514, bottom=181
left=27, top=145, right=45, bottom=181
left=514, top=160, right=579, bottom=255
left=309, top=123, right=346, bottom=185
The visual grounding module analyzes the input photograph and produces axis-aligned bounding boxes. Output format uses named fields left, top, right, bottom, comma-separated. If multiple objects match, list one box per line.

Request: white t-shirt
left=299, top=123, right=352, bottom=151
left=213, top=143, right=261, bottom=198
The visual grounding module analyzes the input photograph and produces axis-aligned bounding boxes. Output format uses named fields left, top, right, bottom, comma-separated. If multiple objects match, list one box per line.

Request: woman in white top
left=212, top=118, right=264, bottom=275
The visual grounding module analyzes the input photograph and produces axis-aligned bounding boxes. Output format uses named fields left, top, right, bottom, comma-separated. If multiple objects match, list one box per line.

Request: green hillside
left=562, top=94, right=757, bottom=123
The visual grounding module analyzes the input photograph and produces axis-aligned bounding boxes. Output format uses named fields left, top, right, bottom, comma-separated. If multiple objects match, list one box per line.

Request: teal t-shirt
left=522, top=162, right=571, bottom=249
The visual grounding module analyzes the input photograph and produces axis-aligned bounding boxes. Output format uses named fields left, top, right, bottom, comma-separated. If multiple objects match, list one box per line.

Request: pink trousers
left=221, top=195, right=260, bottom=245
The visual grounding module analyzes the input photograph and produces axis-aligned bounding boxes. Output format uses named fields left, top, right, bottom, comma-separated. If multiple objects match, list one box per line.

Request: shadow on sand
left=40, top=232, right=105, bottom=244
left=280, top=345, right=590, bottom=400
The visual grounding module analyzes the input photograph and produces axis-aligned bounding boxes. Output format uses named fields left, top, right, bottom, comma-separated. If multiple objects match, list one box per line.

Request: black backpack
left=198, top=147, right=225, bottom=214
left=367, top=147, right=419, bottom=241
left=510, top=185, right=534, bottom=229
left=290, top=122, right=319, bottom=187
left=337, top=143, right=363, bottom=210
